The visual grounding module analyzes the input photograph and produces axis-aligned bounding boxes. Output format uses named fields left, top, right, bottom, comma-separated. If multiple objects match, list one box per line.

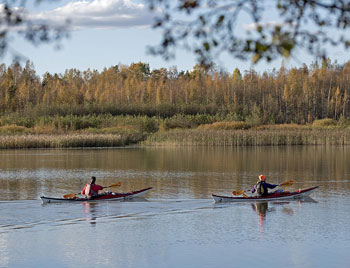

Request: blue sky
left=2, top=0, right=348, bottom=76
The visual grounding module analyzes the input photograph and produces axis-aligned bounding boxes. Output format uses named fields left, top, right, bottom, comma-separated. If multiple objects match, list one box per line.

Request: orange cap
left=259, top=175, right=266, bottom=181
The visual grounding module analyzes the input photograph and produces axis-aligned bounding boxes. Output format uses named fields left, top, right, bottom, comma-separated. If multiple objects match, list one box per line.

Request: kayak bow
left=212, top=186, right=318, bottom=203
left=41, top=187, right=152, bottom=203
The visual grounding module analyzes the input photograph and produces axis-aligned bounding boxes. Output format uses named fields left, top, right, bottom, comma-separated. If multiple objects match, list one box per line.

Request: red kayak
left=212, top=186, right=318, bottom=203
left=41, top=187, right=152, bottom=203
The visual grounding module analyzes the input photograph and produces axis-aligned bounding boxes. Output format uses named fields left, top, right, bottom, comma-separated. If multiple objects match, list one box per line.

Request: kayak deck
left=212, top=186, right=318, bottom=203
left=41, top=187, right=152, bottom=203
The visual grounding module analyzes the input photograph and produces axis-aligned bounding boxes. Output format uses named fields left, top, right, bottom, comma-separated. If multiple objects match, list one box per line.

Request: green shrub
left=161, top=115, right=196, bottom=130
left=338, top=115, right=350, bottom=127
left=137, top=116, right=159, bottom=133
left=245, top=105, right=263, bottom=127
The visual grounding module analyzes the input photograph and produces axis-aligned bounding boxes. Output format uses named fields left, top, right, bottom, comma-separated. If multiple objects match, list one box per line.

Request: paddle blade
left=63, top=193, right=76, bottom=199
left=279, top=180, right=294, bottom=187
left=232, top=190, right=245, bottom=196
left=107, top=182, right=122, bottom=188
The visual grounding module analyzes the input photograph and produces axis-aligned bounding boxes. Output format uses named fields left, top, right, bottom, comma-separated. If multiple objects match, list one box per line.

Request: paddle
left=232, top=190, right=246, bottom=196
left=279, top=179, right=294, bottom=187
left=232, top=179, right=295, bottom=196
left=63, top=182, right=122, bottom=199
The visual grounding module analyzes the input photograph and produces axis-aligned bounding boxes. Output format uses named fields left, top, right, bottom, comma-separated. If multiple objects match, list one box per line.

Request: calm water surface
left=0, top=147, right=349, bottom=268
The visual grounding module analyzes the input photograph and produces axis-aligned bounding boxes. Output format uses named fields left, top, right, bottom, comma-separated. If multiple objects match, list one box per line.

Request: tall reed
left=0, top=133, right=146, bottom=149
left=143, top=129, right=350, bottom=146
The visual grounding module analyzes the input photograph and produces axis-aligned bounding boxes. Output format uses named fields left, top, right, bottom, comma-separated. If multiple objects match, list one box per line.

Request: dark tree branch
left=0, top=0, right=69, bottom=59
left=147, top=0, right=350, bottom=66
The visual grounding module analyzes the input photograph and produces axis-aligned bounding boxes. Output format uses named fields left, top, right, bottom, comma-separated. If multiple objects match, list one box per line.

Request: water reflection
left=250, top=196, right=318, bottom=233
left=251, top=202, right=275, bottom=229
left=82, top=202, right=97, bottom=225
left=0, top=147, right=348, bottom=201
left=0, top=147, right=348, bottom=268
left=0, top=233, right=9, bottom=267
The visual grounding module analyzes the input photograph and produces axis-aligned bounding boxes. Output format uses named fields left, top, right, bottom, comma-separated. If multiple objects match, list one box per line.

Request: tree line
left=0, top=60, right=350, bottom=124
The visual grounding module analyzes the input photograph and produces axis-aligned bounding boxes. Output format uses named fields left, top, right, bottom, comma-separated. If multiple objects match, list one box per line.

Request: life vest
left=256, top=181, right=266, bottom=196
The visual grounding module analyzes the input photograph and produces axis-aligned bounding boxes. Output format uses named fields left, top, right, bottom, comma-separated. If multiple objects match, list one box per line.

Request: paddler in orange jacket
left=81, top=176, right=104, bottom=198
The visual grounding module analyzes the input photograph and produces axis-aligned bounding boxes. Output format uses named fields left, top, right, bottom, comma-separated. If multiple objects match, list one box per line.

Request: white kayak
left=41, top=187, right=152, bottom=203
left=212, top=186, right=318, bottom=203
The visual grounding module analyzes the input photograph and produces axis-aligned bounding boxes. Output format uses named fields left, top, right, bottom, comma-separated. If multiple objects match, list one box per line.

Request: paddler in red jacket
left=81, top=176, right=104, bottom=198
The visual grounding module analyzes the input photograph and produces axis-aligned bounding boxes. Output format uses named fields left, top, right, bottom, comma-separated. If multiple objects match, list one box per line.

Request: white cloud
left=27, top=0, right=159, bottom=30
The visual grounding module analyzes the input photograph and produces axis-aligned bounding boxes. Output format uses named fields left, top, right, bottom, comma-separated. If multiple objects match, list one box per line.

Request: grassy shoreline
left=0, top=128, right=349, bottom=149
left=143, top=128, right=350, bottom=146
left=0, top=133, right=146, bottom=149
left=0, top=115, right=349, bottom=148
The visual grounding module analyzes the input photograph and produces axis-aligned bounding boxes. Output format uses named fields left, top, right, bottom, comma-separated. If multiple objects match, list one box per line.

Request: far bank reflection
left=0, top=147, right=348, bottom=200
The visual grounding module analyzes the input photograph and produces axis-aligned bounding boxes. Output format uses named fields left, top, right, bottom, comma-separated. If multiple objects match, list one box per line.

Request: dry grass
left=198, top=121, right=249, bottom=130
left=0, top=116, right=350, bottom=148
left=0, top=133, right=146, bottom=149
left=255, top=124, right=308, bottom=131
left=312, top=118, right=338, bottom=128
left=143, top=128, right=350, bottom=146
left=0, top=125, right=31, bottom=134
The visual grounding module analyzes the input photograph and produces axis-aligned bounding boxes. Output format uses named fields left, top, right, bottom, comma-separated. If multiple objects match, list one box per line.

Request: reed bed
left=0, top=114, right=350, bottom=148
left=0, top=128, right=349, bottom=149
left=0, top=133, right=146, bottom=149
left=0, top=114, right=159, bottom=134
left=143, top=129, right=350, bottom=146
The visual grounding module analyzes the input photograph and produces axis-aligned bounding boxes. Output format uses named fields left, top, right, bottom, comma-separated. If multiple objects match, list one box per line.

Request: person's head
left=259, top=174, right=266, bottom=181
left=91, top=176, right=96, bottom=184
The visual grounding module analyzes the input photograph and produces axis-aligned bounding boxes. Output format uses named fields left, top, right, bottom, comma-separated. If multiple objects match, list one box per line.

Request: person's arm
left=96, top=185, right=104, bottom=191
left=265, top=183, right=278, bottom=189
left=251, top=185, right=256, bottom=193
left=81, top=184, right=87, bottom=195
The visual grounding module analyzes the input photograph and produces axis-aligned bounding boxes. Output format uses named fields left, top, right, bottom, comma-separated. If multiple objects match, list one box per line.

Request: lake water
left=0, top=147, right=349, bottom=268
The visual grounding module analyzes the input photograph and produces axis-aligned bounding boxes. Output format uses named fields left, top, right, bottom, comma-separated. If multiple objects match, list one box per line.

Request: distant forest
left=1, top=59, right=350, bottom=124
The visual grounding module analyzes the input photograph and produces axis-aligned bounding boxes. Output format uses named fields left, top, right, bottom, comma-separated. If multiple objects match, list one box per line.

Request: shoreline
left=0, top=128, right=349, bottom=149
left=0, top=133, right=146, bottom=149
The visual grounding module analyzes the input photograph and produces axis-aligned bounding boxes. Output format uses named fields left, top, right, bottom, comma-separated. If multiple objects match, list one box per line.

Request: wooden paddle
left=232, top=190, right=246, bottom=196
left=63, top=182, right=122, bottom=199
left=279, top=179, right=294, bottom=187
left=232, top=179, right=295, bottom=196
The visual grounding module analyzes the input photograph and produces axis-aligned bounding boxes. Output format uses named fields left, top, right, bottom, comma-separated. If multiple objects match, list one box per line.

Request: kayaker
left=251, top=175, right=278, bottom=197
left=81, top=176, right=104, bottom=198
